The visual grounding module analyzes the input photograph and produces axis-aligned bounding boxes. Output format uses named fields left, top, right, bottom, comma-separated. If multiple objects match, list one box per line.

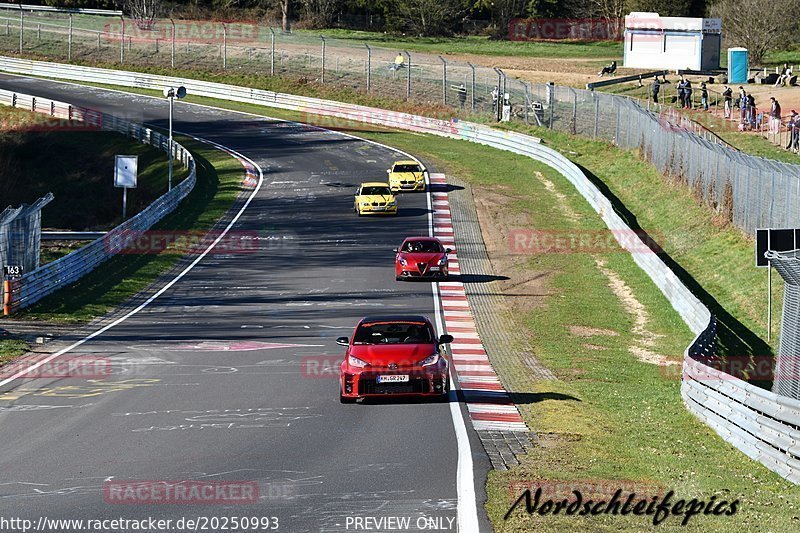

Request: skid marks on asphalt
left=113, top=406, right=324, bottom=432
left=0, top=379, right=162, bottom=401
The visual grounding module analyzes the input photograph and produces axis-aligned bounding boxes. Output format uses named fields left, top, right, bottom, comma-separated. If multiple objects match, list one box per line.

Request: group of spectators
left=651, top=76, right=711, bottom=110
left=649, top=74, right=799, bottom=154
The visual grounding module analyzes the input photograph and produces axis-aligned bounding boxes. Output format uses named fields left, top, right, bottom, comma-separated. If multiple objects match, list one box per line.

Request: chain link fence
left=766, top=250, right=800, bottom=400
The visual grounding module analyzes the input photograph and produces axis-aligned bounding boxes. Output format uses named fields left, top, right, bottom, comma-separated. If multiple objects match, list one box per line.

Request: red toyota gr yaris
left=394, top=237, right=451, bottom=281
left=338, top=315, right=453, bottom=403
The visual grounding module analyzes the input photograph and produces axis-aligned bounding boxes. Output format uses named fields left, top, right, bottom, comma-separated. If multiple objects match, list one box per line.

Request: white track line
left=0, top=136, right=264, bottom=388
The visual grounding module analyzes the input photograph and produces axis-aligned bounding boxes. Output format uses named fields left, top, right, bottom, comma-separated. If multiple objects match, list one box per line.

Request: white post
left=168, top=95, right=173, bottom=191
left=18, top=7, right=23, bottom=54
left=120, top=16, right=124, bottom=62
left=365, top=44, right=371, bottom=91
left=270, top=27, right=275, bottom=75
left=320, top=36, right=326, bottom=84
left=222, top=23, right=227, bottom=69
left=122, top=187, right=128, bottom=219
left=68, top=14, right=73, bottom=61
left=170, top=18, right=175, bottom=68
left=768, top=263, right=772, bottom=342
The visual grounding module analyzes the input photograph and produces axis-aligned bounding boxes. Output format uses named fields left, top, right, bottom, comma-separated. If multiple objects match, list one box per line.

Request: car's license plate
left=377, top=375, right=409, bottom=383
left=373, top=206, right=386, bottom=211
left=430, top=266, right=440, bottom=271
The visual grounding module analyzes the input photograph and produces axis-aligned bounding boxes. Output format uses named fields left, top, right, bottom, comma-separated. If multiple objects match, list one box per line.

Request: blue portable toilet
left=728, top=47, right=748, bottom=84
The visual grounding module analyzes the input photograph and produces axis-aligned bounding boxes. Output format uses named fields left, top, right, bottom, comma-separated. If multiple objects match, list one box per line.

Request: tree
left=123, top=0, right=163, bottom=30
left=301, top=0, right=341, bottom=28
left=386, top=0, right=465, bottom=36
left=709, top=0, right=799, bottom=64
left=281, top=0, right=292, bottom=31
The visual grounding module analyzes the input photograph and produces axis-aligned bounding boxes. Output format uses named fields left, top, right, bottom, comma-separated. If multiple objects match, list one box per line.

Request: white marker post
left=114, top=155, right=138, bottom=220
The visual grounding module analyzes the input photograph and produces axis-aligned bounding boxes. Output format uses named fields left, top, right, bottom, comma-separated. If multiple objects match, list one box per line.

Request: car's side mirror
left=386, top=169, right=391, bottom=173
left=445, top=248, right=452, bottom=254
left=392, top=248, right=399, bottom=253
left=438, top=334, right=454, bottom=345
left=336, top=337, right=349, bottom=346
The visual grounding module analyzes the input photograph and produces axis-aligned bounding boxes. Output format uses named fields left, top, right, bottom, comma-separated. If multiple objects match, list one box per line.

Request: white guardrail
left=0, top=80, right=196, bottom=313
left=1, top=56, right=799, bottom=483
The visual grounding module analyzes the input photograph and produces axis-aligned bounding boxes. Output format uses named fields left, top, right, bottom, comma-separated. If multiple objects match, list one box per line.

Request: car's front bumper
left=396, top=265, right=448, bottom=278
left=358, top=205, right=398, bottom=215
left=390, top=180, right=425, bottom=192
left=340, top=364, right=448, bottom=399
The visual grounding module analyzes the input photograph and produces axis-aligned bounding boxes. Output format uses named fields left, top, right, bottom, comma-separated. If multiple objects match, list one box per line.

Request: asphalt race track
left=0, top=74, right=490, bottom=532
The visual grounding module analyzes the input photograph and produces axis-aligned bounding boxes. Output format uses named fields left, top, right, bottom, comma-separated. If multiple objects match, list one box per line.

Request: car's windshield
left=402, top=240, right=442, bottom=253
left=393, top=164, right=422, bottom=173
left=361, top=186, right=392, bottom=196
left=353, top=322, right=435, bottom=344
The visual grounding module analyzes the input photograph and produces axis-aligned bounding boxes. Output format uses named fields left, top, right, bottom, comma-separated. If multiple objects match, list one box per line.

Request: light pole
left=163, top=86, right=187, bottom=191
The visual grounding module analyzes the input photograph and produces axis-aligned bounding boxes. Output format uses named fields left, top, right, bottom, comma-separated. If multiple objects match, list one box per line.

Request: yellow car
left=354, top=182, right=397, bottom=216
left=387, top=160, right=427, bottom=192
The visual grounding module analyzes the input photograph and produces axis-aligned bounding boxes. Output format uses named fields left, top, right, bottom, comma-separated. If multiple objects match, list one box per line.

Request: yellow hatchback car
left=387, top=160, right=427, bottom=192
left=354, top=182, right=398, bottom=216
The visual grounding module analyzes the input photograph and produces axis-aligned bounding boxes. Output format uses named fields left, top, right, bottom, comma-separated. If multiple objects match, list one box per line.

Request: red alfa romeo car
left=394, top=237, right=451, bottom=281
left=338, top=315, right=453, bottom=403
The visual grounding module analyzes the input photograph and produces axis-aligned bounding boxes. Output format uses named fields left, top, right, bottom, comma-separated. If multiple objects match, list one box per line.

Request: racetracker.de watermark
left=0, top=111, right=102, bottom=132
left=508, top=229, right=663, bottom=254
left=301, top=356, right=341, bottom=379
left=508, top=18, right=624, bottom=41
left=0, top=355, right=111, bottom=379
left=103, top=20, right=268, bottom=44
left=102, top=480, right=259, bottom=505
left=301, top=110, right=455, bottom=134
left=661, top=355, right=786, bottom=382
left=103, top=230, right=297, bottom=255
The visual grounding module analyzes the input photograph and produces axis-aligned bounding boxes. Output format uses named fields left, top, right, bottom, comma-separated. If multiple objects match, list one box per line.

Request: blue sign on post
left=728, top=47, right=749, bottom=84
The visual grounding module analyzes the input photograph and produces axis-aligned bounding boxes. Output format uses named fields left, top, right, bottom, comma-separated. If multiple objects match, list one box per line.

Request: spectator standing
left=747, top=93, right=757, bottom=128
left=770, top=97, right=782, bottom=134
left=722, top=85, right=733, bottom=118
left=684, top=79, right=693, bottom=109
left=738, top=86, right=747, bottom=123
left=700, top=82, right=709, bottom=111
left=652, top=78, right=660, bottom=104
left=786, top=111, right=799, bottom=153
left=456, top=83, right=467, bottom=109
left=676, top=77, right=686, bottom=108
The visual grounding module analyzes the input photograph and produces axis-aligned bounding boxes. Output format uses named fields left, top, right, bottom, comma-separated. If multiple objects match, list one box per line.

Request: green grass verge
left=7, top=136, right=243, bottom=323
left=296, top=30, right=621, bottom=58
left=0, top=338, right=28, bottom=365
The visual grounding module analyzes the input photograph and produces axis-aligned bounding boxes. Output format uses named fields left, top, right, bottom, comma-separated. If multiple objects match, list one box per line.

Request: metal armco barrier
left=1, top=57, right=799, bottom=484
left=0, top=84, right=196, bottom=313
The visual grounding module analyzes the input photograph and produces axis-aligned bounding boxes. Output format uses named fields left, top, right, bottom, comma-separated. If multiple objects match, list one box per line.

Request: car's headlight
left=387, top=201, right=396, bottom=206
left=418, top=354, right=439, bottom=366
left=348, top=355, right=369, bottom=368
left=399, top=258, right=407, bottom=266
